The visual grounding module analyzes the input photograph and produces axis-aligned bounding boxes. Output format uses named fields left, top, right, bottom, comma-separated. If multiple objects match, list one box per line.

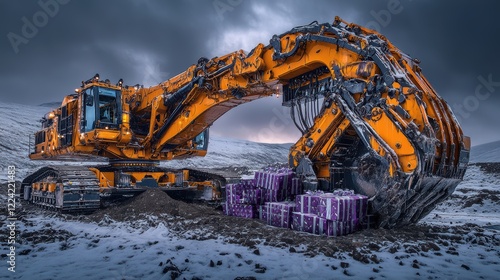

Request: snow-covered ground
left=1, top=164, right=499, bottom=279
left=2, top=213, right=498, bottom=280
left=421, top=164, right=500, bottom=227
left=470, top=140, right=500, bottom=163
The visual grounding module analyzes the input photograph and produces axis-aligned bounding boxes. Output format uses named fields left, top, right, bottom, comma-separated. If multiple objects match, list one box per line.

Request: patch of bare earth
left=5, top=175, right=500, bottom=269
left=474, top=162, right=500, bottom=177
left=76, top=189, right=500, bottom=264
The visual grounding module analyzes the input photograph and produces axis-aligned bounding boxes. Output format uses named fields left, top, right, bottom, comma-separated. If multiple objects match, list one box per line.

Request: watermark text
left=7, top=0, right=71, bottom=54
left=452, top=74, right=499, bottom=119
left=6, top=166, right=17, bottom=273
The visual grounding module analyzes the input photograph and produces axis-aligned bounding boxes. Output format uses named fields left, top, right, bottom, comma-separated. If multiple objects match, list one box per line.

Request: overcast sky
left=1, top=0, right=499, bottom=146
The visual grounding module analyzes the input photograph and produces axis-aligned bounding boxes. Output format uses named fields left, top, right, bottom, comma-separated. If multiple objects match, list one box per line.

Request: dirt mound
left=88, top=188, right=219, bottom=222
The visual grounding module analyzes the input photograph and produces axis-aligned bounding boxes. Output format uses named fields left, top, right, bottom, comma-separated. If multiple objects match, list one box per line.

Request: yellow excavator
left=22, top=17, right=470, bottom=228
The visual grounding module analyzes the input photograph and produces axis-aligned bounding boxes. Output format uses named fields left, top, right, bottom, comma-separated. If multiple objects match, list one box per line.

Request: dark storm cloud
left=0, top=0, right=499, bottom=145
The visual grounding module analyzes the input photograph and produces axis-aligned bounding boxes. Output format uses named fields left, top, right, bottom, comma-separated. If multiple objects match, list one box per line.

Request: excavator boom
left=23, top=17, right=469, bottom=228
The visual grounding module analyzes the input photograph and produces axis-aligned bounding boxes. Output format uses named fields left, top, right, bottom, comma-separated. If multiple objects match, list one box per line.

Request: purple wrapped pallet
left=281, top=169, right=293, bottom=196
left=349, top=218, right=360, bottom=232
left=291, top=212, right=328, bottom=235
left=254, top=171, right=264, bottom=188
left=332, top=189, right=355, bottom=196
left=258, top=204, right=271, bottom=223
left=318, top=194, right=353, bottom=221
left=279, top=169, right=293, bottom=187
left=240, top=179, right=256, bottom=188
left=291, top=177, right=303, bottom=195
left=339, top=195, right=354, bottom=221
left=254, top=170, right=284, bottom=190
left=264, top=188, right=288, bottom=202
left=268, top=201, right=295, bottom=228
left=342, top=189, right=355, bottom=196
left=259, top=202, right=295, bottom=228
left=230, top=204, right=257, bottom=219
left=268, top=201, right=296, bottom=212
left=226, top=194, right=242, bottom=205
left=326, top=218, right=360, bottom=237
left=351, top=194, right=368, bottom=220
left=256, top=171, right=273, bottom=189
left=271, top=173, right=283, bottom=190
left=242, top=188, right=265, bottom=205
left=255, top=171, right=265, bottom=188
left=254, top=168, right=296, bottom=199
left=226, top=183, right=253, bottom=204
left=226, top=192, right=242, bottom=204
left=295, top=194, right=309, bottom=213
left=222, top=201, right=233, bottom=216
left=295, top=192, right=322, bottom=214
left=326, top=220, right=347, bottom=237
left=225, top=183, right=242, bottom=199
left=270, top=210, right=291, bottom=228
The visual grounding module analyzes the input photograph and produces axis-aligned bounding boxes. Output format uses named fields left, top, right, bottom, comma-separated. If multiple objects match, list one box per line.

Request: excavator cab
left=82, top=86, right=121, bottom=132
left=193, top=129, right=209, bottom=151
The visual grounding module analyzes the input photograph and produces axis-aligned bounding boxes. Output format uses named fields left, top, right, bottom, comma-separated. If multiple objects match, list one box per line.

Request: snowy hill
left=470, top=140, right=500, bottom=163
left=0, top=101, right=290, bottom=181
left=164, top=137, right=290, bottom=170
left=0, top=102, right=52, bottom=178
left=38, top=101, right=62, bottom=109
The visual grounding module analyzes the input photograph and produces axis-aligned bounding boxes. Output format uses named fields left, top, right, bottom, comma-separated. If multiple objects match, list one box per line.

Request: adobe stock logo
left=364, top=0, right=413, bottom=32
left=452, top=74, right=500, bottom=120
left=7, top=0, right=71, bottom=54
left=213, top=0, right=243, bottom=21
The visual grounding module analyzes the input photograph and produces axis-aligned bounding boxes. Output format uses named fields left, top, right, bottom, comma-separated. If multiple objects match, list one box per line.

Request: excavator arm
left=28, top=17, right=469, bottom=227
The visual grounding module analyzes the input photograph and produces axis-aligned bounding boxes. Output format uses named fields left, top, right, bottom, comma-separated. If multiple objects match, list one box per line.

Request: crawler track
left=21, top=166, right=100, bottom=213
left=22, top=165, right=228, bottom=213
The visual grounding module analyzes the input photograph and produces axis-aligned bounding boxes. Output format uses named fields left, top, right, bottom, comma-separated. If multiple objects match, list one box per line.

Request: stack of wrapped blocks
left=293, top=189, right=368, bottom=236
left=223, top=168, right=368, bottom=237
left=223, top=167, right=299, bottom=219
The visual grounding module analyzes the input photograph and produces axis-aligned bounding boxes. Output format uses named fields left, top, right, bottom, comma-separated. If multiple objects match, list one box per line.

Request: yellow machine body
left=24, top=17, right=469, bottom=227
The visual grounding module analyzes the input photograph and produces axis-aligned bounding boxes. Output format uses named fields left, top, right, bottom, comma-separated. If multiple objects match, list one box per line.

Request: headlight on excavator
left=122, top=113, right=129, bottom=124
